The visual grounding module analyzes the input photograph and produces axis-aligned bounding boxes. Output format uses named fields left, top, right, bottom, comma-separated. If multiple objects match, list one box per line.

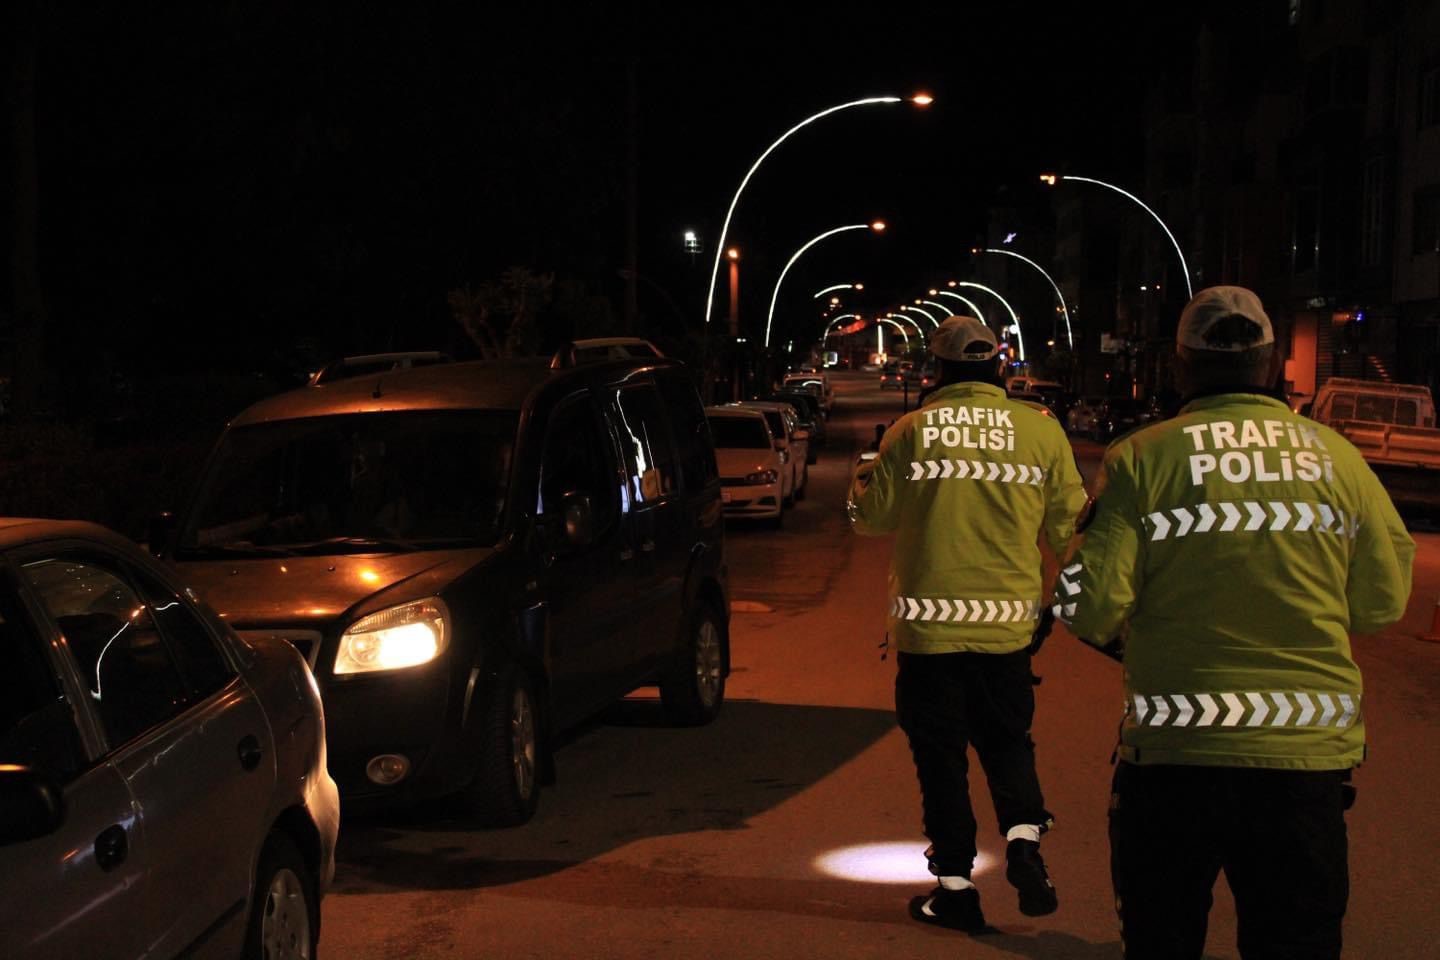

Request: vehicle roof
left=705, top=405, right=766, bottom=420
left=734, top=401, right=796, bottom=413
left=0, top=518, right=133, bottom=552
left=1318, top=378, right=1433, bottom=399
left=232, top=357, right=687, bottom=427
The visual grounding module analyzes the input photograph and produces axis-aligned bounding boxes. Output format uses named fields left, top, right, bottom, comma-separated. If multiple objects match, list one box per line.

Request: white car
left=733, top=401, right=809, bottom=501
left=782, top=373, right=833, bottom=414
left=705, top=406, right=789, bottom=527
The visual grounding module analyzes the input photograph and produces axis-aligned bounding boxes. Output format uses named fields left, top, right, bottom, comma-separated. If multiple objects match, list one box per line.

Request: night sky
left=5, top=1, right=1227, bottom=395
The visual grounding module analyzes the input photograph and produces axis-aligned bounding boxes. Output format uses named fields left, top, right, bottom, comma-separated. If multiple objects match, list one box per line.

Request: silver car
left=0, top=519, right=338, bottom=960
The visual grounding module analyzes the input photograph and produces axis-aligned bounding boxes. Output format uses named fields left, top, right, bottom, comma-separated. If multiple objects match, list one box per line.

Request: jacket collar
left=926, top=381, right=1006, bottom=405
left=1179, top=391, right=1290, bottom=415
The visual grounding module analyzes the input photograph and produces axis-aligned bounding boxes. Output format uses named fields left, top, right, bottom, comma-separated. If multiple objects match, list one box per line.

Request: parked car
left=765, top=390, right=826, bottom=448
left=0, top=519, right=338, bottom=959
left=706, top=406, right=788, bottom=528
left=879, top=363, right=904, bottom=390
left=784, top=378, right=831, bottom=416
left=735, top=401, right=809, bottom=497
left=1066, top=396, right=1105, bottom=435
left=782, top=372, right=833, bottom=413
left=1309, top=377, right=1440, bottom=509
left=1091, top=397, right=1157, bottom=442
left=156, top=355, right=729, bottom=826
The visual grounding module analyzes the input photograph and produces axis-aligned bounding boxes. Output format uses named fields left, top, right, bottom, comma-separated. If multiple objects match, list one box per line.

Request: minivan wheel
left=660, top=604, right=726, bottom=726
left=244, top=833, right=318, bottom=960
left=463, top=664, right=541, bottom=827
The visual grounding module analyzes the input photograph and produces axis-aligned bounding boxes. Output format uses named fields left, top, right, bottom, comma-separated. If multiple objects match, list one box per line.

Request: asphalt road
left=320, top=371, right=1440, bottom=959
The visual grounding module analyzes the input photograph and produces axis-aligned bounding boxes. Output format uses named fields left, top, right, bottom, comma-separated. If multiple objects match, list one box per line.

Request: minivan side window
left=24, top=557, right=190, bottom=749
left=0, top=581, right=87, bottom=782
left=614, top=383, right=679, bottom=504
left=656, top=370, right=719, bottom=490
left=540, top=396, right=620, bottom=532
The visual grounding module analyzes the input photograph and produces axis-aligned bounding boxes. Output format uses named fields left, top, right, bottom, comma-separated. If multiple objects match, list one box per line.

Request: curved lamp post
left=1042, top=173, right=1193, bottom=299
left=766, top=221, right=886, bottom=348
left=921, top=300, right=956, bottom=321
left=813, top=282, right=864, bottom=299
left=955, top=281, right=1025, bottom=361
left=935, top=290, right=987, bottom=324
left=701, top=95, right=934, bottom=331
left=977, top=247, right=1074, bottom=348
left=876, top=316, right=910, bottom=347
left=822, top=313, right=861, bottom=339
left=885, top=313, right=927, bottom=342
left=900, top=304, right=942, bottom=327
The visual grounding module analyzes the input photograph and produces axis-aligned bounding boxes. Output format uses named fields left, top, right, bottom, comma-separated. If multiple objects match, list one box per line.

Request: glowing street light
left=701, top=95, right=933, bottom=332
left=935, top=290, right=986, bottom=324
left=955, top=281, right=1026, bottom=360
left=813, top=282, right=864, bottom=299
left=921, top=300, right=954, bottom=319
left=766, top=222, right=886, bottom=348
left=885, top=313, right=927, bottom=343
left=976, top=247, right=1073, bottom=348
left=823, top=313, right=861, bottom=339
left=1041, top=173, right=1193, bottom=298
left=876, top=315, right=910, bottom=346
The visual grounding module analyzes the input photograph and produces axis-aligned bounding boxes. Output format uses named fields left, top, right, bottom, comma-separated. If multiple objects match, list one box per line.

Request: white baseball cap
left=930, top=315, right=998, bottom=361
left=1177, top=286, right=1275, bottom=353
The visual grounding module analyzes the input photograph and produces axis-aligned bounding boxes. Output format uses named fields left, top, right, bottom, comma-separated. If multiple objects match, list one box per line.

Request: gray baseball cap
left=930, top=315, right=998, bottom=361
left=1176, top=286, right=1275, bottom=353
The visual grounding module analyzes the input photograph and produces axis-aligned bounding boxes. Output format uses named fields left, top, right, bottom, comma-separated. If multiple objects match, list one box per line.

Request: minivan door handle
left=237, top=734, right=263, bottom=772
left=94, top=825, right=128, bottom=872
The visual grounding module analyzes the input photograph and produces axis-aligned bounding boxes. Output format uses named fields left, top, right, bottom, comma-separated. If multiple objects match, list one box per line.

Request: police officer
left=849, top=315, right=1087, bottom=931
left=1057, top=286, right=1415, bottom=959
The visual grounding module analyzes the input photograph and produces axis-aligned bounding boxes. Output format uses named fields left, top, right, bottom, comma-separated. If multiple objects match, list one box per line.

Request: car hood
left=715, top=448, right=778, bottom=478
left=174, top=549, right=492, bottom=629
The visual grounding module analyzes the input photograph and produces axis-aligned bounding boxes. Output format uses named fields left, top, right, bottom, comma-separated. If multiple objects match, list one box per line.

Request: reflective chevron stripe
left=891, top=596, right=1042, bottom=623
left=1053, top=562, right=1082, bottom=620
left=908, top=460, right=1046, bottom=485
left=1127, top=691, right=1360, bottom=728
left=1144, top=501, right=1359, bottom=541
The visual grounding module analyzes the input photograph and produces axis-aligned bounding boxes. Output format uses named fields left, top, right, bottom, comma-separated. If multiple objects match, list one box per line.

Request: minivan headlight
left=334, top=599, right=449, bottom=675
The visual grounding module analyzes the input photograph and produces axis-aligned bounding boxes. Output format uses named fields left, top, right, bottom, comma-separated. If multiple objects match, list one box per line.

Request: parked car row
left=1064, top=395, right=1164, bottom=441
left=705, top=397, right=819, bottom=529
left=2, top=348, right=730, bottom=958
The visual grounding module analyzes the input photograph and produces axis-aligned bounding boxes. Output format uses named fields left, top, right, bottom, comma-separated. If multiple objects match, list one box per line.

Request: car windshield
left=707, top=416, right=770, bottom=449
left=178, top=410, right=517, bottom=557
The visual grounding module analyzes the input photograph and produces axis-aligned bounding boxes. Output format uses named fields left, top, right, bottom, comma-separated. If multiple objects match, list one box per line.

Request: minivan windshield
left=707, top=416, right=770, bottom=450
left=178, top=410, right=517, bottom=557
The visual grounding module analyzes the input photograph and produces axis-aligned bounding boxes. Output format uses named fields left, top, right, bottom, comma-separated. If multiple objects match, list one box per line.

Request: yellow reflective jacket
left=849, top=381, right=1088, bottom=654
left=1058, top=392, right=1415, bottom=770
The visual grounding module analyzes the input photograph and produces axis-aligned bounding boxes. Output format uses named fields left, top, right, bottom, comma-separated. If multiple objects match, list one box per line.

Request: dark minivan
left=156, top=356, right=729, bottom=825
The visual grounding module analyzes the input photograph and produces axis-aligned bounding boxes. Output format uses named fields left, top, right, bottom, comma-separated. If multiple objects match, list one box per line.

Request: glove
left=1027, top=607, right=1056, bottom=656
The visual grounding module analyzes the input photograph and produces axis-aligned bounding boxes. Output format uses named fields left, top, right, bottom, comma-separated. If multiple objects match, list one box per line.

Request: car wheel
left=463, top=663, right=541, bottom=827
left=244, top=833, right=318, bottom=960
left=659, top=603, right=726, bottom=726
left=768, top=506, right=785, bottom=530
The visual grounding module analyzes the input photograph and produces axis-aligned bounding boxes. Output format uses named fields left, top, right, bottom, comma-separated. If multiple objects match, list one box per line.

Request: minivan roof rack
left=309, top=351, right=453, bottom=386
left=549, top=337, right=664, bottom=369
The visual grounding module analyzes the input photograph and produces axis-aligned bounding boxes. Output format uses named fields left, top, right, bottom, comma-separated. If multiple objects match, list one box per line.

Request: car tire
left=659, top=603, right=726, bottom=726
left=244, top=833, right=319, bottom=960
left=767, top=507, right=784, bottom=530
left=463, top=663, right=541, bottom=827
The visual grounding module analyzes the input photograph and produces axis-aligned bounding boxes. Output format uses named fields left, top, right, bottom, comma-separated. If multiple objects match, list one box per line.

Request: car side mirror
left=0, top=765, right=64, bottom=846
left=146, top=511, right=176, bottom=558
left=561, top=491, right=596, bottom=548
left=773, top=439, right=786, bottom=450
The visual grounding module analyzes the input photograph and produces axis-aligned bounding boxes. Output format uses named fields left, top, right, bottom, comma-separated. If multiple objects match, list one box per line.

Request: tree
left=448, top=267, right=554, bottom=359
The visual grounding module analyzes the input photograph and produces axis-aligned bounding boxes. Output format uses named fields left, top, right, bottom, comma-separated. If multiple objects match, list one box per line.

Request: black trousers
left=894, top=649, right=1050, bottom=877
left=1109, top=761, right=1349, bottom=960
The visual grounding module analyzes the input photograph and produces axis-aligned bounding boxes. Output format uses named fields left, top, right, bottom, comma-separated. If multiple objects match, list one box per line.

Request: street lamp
left=766, top=222, right=886, bottom=348
left=900, top=304, right=942, bottom=327
left=885, top=313, right=927, bottom=342
left=701, top=95, right=933, bottom=332
left=823, top=314, right=861, bottom=339
left=813, top=282, right=864, bottom=299
left=954, top=281, right=1026, bottom=361
left=921, top=300, right=954, bottom=320
left=935, top=290, right=986, bottom=324
left=975, top=247, right=1074, bottom=348
left=1041, top=173, right=1193, bottom=299
left=876, top=316, right=910, bottom=347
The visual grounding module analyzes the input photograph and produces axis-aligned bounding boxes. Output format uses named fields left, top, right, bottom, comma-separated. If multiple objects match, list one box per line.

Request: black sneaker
left=908, top=885, right=987, bottom=933
left=1005, top=839, right=1058, bottom=916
